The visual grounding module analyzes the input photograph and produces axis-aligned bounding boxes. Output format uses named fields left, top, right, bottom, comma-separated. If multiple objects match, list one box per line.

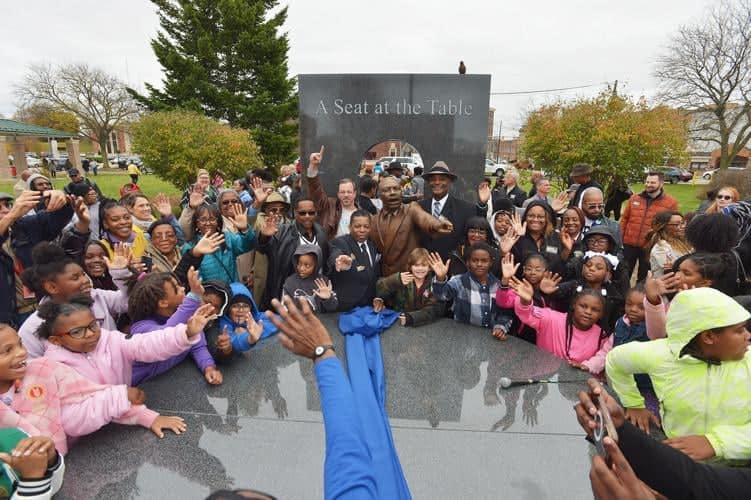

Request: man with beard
left=371, top=176, right=453, bottom=276
left=620, top=171, right=678, bottom=281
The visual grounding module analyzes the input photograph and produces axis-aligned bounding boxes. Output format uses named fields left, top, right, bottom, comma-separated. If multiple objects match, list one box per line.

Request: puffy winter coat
left=620, top=190, right=679, bottom=247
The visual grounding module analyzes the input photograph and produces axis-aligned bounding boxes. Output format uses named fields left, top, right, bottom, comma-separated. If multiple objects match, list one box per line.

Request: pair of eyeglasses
left=61, top=320, right=100, bottom=339
left=221, top=199, right=241, bottom=205
left=716, top=195, right=733, bottom=201
left=231, top=303, right=251, bottom=310
left=297, top=210, right=317, bottom=216
left=0, top=200, right=13, bottom=209
left=266, top=208, right=284, bottom=215
left=586, top=203, right=605, bottom=210
left=468, top=229, right=487, bottom=236
left=588, top=237, right=609, bottom=245
left=197, top=217, right=217, bottom=224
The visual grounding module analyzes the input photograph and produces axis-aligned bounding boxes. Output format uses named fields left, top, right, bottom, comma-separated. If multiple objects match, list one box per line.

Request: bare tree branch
left=655, top=0, right=751, bottom=169
left=13, top=63, right=139, bottom=156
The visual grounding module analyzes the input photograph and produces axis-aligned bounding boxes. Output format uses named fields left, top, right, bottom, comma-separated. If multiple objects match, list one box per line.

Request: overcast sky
left=2, top=0, right=715, bottom=136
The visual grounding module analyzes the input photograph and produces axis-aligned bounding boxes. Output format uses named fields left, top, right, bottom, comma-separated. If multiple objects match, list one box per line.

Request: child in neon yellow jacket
left=606, top=287, right=751, bottom=462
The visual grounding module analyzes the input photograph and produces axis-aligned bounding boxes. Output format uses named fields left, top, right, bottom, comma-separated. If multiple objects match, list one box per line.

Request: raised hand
left=308, top=145, right=324, bottom=175
left=372, top=297, right=385, bottom=312
left=150, top=415, right=187, bottom=439
left=335, top=254, right=353, bottom=272
left=186, top=303, right=216, bottom=338
left=509, top=276, right=534, bottom=304
left=400, top=272, right=415, bottom=285
left=153, top=193, right=173, bottom=217
left=192, top=232, right=224, bottom=256
left=189, top=185, right=207, bottom=209
left=551, top=191, right=569, bottom=213
left=267, top=296, right=335, bottom=360
left=478, top=182, right=491, bottom=204
left=105, top=242, right=132, bottom=270
left=260, top=216, right=279, bottom=237
left=246, top=312, right=264, bottom=344
left=45, top=190, right=67, bottom=212
left=187, top=266, right=204, bottom=296
left=499, top=226, right=521, bottom=255
left=645, top=271, right=680, bottom=305
left=127, top=387, right=146, bottom=405
left=427, top=251, right=450, bottom=281
left=560, top=230, right=574, bottom=252
left=204, top=366, right=223, bottom=385
left=313, top=277, right=333, bottom=300
left=539, top=271, right=562, bottom=295
left=8, top=190, right=41, bottom=219
left=231, top=202, right=249, bottom=231
left=511, top=212, right=527, bottom=237
left=500, top=253, right=519, bottom=281
left=251, top=177, right=270, bottom=208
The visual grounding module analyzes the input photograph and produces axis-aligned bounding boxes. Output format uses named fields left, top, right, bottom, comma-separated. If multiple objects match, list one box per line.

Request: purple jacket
left=129, top=294, right=216, bottom=385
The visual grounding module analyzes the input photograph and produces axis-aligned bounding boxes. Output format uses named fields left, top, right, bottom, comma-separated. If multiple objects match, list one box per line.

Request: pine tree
left=130, top=0, right=298, bottom=168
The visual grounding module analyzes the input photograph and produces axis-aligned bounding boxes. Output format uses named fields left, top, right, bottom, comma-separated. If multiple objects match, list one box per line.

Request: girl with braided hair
left=18, top=242, right=130, bottom=359
left=128, top=268, right=222, bottom=386
left=509, top=277, right=613, bottom=374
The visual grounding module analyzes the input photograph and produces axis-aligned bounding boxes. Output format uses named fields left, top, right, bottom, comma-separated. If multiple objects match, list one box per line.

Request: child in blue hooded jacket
left=219, top=283, right=277, bottom=353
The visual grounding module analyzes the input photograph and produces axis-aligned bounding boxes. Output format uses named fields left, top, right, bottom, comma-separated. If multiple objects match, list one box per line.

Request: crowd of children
left=0, top=159, right=750, bottom=497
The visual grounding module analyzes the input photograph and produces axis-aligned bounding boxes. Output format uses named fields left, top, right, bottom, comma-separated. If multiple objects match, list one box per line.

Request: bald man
left=371, top=176, right=453, bottom=275
left=580, top=187, right=623, bottom=252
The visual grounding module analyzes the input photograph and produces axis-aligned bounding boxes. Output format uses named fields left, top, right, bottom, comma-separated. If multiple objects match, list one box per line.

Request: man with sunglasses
left=256, top=197, right=329, bottom=309
left=579, top=187, right=623, bottom=254
left=621, top=171, right=678, bottom=281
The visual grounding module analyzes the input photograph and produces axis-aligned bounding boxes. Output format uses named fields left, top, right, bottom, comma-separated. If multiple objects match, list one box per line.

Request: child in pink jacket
left=0, top=324, right=145, bottom=455
left=509, top=277, right=613, bottom=374
left=39, top=293, right=214, bottom=438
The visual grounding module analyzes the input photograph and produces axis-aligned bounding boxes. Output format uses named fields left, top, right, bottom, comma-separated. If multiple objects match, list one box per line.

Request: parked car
left=702, top=168, right=718, bottom=180
left=660, top=167, right=693, bottom=183
left=485, top=159, right=507, bottom=177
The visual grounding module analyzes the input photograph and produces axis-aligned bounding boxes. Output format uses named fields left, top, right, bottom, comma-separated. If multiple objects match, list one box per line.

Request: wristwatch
left=313, top=344, right=335, bottom=359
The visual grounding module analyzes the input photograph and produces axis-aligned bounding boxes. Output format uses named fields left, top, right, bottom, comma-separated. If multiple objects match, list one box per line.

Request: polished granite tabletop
left=58, top=316, right=596, bottom=499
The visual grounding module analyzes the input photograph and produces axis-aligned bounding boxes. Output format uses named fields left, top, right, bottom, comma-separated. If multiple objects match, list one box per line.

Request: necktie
left=432, top=200, right=441, bottom=218
left=359, top=242, right=372, bottom=267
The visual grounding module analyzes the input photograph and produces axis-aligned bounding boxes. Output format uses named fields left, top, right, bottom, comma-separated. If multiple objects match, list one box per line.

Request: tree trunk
left=97, top=131, right=110, bottom=162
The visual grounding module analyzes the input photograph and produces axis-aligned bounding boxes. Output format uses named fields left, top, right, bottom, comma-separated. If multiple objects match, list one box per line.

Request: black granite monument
left=298, top=74, right=491, bottom=200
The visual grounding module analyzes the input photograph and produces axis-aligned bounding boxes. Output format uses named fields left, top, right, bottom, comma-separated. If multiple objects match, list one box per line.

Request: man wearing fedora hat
left=418, top=161, right=476, bottom=262
left=569, top=163, right=602, bottom=208
left=385, top=160, right=405, bottom=179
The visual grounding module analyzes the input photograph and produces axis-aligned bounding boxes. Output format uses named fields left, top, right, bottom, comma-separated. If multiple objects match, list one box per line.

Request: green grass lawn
left=0, top=169, right=707, bottom=212
left=0, top=169, right=179, bottom=200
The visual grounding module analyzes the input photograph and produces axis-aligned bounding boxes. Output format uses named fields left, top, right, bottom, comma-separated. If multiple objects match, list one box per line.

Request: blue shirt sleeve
left=315, top=357, right=377, bottom=500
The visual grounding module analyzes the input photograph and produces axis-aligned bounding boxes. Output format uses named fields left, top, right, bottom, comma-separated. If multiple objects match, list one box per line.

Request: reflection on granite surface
left=59, top=316, right=595, bottom=499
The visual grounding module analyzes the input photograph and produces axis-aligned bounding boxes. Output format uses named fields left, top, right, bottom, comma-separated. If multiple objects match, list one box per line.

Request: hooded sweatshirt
left=606, top=288, right=751, bottom=461
left=218, top=282, right=278, bottom=352
left=282, top=244, right=338, bottom=312
left=44, top=325, right=200, bottom=428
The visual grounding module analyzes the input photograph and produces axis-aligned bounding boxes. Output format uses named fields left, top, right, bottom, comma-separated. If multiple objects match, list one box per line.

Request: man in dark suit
left=327, top=209, right=381, bottom=311
left=418, top=161, right=476, bottom=261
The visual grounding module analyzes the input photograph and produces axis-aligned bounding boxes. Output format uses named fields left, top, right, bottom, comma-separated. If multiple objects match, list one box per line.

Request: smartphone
left=141, top=256, right=153, bottom=273
left=593, top=398, right=619, bottom=462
